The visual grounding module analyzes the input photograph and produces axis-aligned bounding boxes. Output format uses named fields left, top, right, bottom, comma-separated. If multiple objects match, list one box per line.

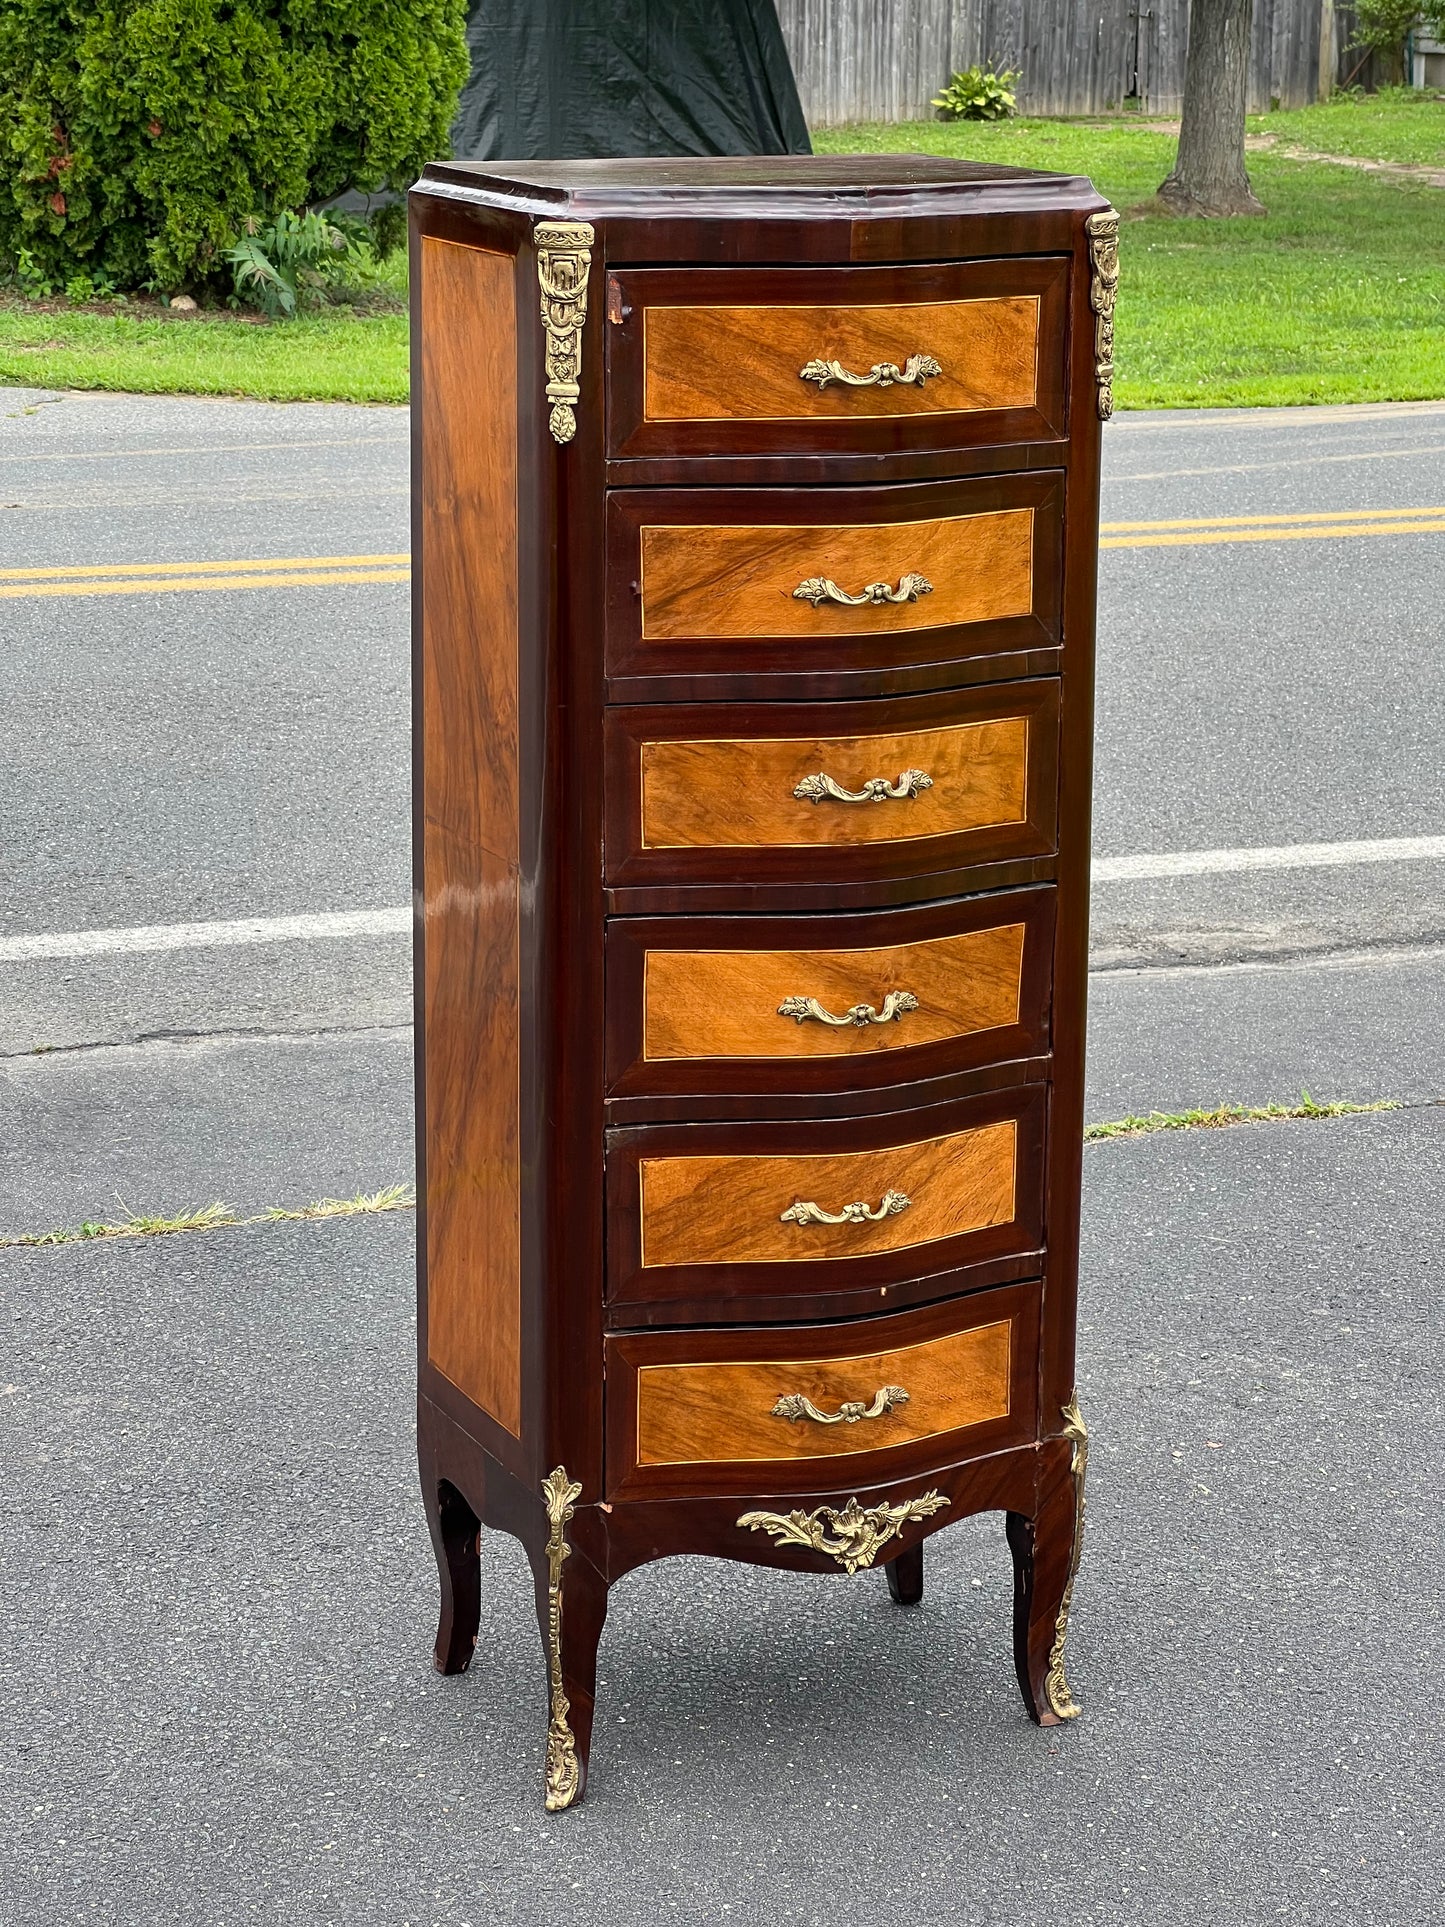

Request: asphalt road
left=1, top=387, right=1442, bottom=1925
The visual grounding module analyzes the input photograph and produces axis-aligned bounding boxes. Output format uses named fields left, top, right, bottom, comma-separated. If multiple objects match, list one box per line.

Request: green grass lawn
left=1245, top=85, right=1445, bottom=166
left=0, top=296, right=408, bottom=404
left=1, top=98, right=1442, bottom=410
left=819, top=119, right=1445, bottom=409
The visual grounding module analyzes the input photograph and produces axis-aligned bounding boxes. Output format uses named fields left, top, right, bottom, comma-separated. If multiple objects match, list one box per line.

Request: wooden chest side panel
left=419, top=237, right=522, bottom=1436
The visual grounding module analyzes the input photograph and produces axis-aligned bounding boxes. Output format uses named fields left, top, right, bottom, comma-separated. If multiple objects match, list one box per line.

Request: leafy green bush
left=0, top=0, right=468, bottom=295
left=227, top=209, right=348, bottom=318
left=932, top=66, right=1020, bottom=122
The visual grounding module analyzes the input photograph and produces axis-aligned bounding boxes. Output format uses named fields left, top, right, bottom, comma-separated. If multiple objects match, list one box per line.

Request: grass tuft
left=2, top=1185, right=415, bottom=1250
left=1084, top=1091, right=1397, bottom=1142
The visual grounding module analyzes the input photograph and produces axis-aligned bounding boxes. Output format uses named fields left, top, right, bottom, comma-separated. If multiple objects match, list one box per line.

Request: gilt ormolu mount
left=411, top=155, right=1113, bottom=1809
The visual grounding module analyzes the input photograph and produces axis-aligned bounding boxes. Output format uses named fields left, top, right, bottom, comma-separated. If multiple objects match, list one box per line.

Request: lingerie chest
left=409, top=156, right=1116, bottom=1810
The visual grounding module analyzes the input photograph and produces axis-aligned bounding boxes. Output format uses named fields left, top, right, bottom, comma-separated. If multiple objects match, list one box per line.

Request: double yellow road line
left=1101, top=505, right=1445, bottom=547
left=0, top=553, right=410, bottom=600
left=2, top=506, right=1441, bottom=599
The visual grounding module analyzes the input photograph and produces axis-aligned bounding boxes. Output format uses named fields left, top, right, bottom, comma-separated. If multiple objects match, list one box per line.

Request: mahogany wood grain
left=606, top=888, right=1055, bottom=1110
left=642, top=715, right=1026, bottom=850
left=411, top=160, right=1109, bottom=1811
left=605, top=473, right=1063, bottom=703
left=607, top=258, right=1070, bottom=461
left=643, top=294, right=1041, bottom=419
left=418, top=238, right=522, bottom=1436
left=642, top=922, right=1025, bottom=1060
left=606, top=1083, right=1048, bottom=1318
left=640, top=506, right=1034, bottom=641
left=604, top=1284, right=1040, bottom=1500
left=606, top=683, right=1059, bottom=892
left=639, top=1117, right=1017, bottom=1269
left=637, top=1320, right=1011, bottom=1464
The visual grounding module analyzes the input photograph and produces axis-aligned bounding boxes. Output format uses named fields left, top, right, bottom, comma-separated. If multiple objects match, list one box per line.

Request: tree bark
left=1157, top=0, right=1267, bottom=217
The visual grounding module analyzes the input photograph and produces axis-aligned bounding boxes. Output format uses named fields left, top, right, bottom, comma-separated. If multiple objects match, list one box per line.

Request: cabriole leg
left=426, top=1478, right=482, bottom=1676
left=885, top=1541, right=924, bottom=1606
left=1007, top=1397, right=1089, bottom=1725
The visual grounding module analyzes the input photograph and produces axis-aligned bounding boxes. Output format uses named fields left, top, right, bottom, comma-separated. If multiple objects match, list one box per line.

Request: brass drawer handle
left=799, top=354, right=942, bottom=391
left=778, top=990, right=919, bottom=1028
left=772, top=1384, right=910, bottom=1425
left=793, top=768, right=933, bottom=805
left=793, top=572, right=933, bottom=609
left=780, top=1190, right=911, bottom=1227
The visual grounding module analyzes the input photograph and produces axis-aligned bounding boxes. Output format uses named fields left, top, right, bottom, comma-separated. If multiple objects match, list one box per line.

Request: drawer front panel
left=644, top=718, right=1027, bottom=848
left=641, top=508, right=1033, bottom=640
left=605, top=889, right=1055, bottom=1110
left=606, top=474, right=1064, bottom=699
left=645, top=299, right=1040, bottom=422
left=647, top=924, right=1025, bottom=1059
left=605, top=1283, right=1041, bottom=1499
left=640, top=1120, right=1017, bottom=1269
left=606, top=1086, right=1046, bottom=1317
left=605, top=683, right=1059, bottom=890
left=607, top=260, right=1069, bottom=460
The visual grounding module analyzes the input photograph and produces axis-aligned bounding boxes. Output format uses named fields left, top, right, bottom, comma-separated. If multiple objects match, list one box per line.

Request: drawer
left=606, top=259, right=1069, bottom=462
left=603, top=683, right=1058, bottom=892
left=605, top=1085, right=1046, bottom=1321
left=605, top=473, right=1064, bottom=701
left=605, top=887, right=1055, bottom=1110
left=604, top=1282, right=1040, bottom=1499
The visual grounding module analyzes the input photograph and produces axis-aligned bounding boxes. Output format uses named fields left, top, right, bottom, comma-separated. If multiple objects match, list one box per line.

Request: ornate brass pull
left=793, top=572, right=933, bottom=609
left=772, top=1384, right=909, bottom=1425
left=778, top=990, right=919, bottom=1028
left=799, top=354, right=942, bottom=391
left=738, top=1491, right=949, bottom=1574
left=780, top=1190, right=910, bottom=1227
left=793, top=768, right=932, bottom=805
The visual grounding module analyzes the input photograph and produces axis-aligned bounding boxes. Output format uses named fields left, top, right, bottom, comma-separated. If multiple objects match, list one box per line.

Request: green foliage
left=0, top=0, right=467, bottom=294
left=227, top=208, right=350, bottom=318
left=1350, top=2, right=1445, bottom=54
left=932, top=65, right=1020, bottom=122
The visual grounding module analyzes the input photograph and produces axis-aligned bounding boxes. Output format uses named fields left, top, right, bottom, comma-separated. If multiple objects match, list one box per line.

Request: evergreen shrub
left=0, top=0, right=468, bottom=294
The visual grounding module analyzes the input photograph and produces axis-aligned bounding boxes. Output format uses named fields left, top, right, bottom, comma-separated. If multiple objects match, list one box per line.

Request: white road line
left=0, top=908, right=410, bottom=963
left=3, top=836, right=1443, bottom=962
left=1093, top=835, right=1445, bottom=881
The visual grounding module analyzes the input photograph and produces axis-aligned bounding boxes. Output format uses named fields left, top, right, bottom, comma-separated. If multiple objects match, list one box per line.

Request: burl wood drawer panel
left=605, top=887, right=1055, bottom=1108
left=603, top=682, right=1059, bottom=891
left=605, top=1084, right=1046, bottom=1320
left=605, top=1283, right=1040, bottom=1500
left=607, top=259, right=1069, bottom=461
left=605, top=473, right=1064, bottom=700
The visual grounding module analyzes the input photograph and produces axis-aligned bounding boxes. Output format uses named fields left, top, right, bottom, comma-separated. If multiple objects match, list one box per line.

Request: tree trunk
left=1157, top=0, right=1266, bottom=217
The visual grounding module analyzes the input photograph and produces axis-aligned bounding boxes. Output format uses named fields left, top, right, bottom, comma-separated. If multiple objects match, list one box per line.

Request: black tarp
left=451, top=0, right=811, bottom=160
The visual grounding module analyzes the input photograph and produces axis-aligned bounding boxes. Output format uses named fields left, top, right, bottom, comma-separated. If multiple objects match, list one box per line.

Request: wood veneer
left=640, top=1117, right=1018, bottom=1269
left=412, top=156, right=1106, bottom=1812
left=642, top=294, right=1042, bottom=421
left=605, top=472, right=1064, bottom=702
left=641, top=919, right=1026, bottom=1061
left=605, top=887, right=1056, bottom=1112
left=607, top=255, right=1071, bottom=462
left=639, top=505, right=1034, bottom=640
left=607, top=683, right=1060, bottom=892
left=637, top=1319, right=1011, bottom=1463
left=417, top=238, right=522, bottom=1436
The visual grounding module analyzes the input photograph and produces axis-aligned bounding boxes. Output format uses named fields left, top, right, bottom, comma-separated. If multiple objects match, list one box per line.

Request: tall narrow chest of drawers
left=411, top=156, right=1116, bottom=1811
